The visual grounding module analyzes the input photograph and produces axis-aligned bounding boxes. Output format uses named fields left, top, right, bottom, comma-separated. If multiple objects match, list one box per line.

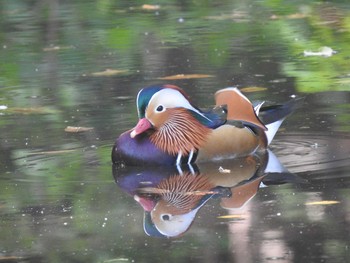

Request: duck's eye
left=161, top=214, right=171, bottom=221
left=156, top=105, right=164, bottom=112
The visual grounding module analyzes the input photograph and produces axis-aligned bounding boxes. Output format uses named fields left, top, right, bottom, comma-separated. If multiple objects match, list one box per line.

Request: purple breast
left=112, top=130, right=177, bottom=166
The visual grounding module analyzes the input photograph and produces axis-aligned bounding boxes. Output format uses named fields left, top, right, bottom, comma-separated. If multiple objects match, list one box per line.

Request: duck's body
left=112, top=84, right=299, bottom=166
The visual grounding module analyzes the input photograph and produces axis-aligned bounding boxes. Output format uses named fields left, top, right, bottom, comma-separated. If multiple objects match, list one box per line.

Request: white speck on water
left=303, top=46, right=336, bottom=57
left=63, top=222, right=68, bottom=226
left=311, top=143, right=318, bottom=149
left=0, top=105, right=8, bottom=110
left=178, top=17, right=184, bottom=23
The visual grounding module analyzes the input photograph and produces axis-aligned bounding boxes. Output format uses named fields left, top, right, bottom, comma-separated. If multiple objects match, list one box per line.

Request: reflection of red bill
left=134, top=195, right=156, bottom=212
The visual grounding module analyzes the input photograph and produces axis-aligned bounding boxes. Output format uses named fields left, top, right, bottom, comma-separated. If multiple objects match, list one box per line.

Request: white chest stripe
left=176, top=151, right=183, bottom=166
left=187, top=149, right=194, bottom=164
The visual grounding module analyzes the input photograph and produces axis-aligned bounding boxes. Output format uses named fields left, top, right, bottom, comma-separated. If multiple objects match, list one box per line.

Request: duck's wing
left=188, top=105, right=227, bottom=129
left=215, top=87, right=267, bottom=131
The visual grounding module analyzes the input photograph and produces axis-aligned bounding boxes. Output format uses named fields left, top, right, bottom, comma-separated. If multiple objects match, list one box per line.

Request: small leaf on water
left=43, top=45, right=74, bottom=51
left=240, top=86, right=267, bottom=93
left=103, top=258, right=130, bottom=262
left=28, top=149, right=76, bottom=155
left=305, top=200, right=340, bottom=206
left=64, top=126, right=94, bottom=133
left=158, top=74, right=214, bottom=80
left=7, top=107, right=56, bottom=114
left=271, top=13, right=307, bottom=20
left=218, top=166, right=231, bottom=173
left=142, top=4, right=160, bottom=10
left=205, top=11, right=249, bottom=22
left=217, top=214, right=245, bottom=219
left=90, top=69, right=128, bottom=77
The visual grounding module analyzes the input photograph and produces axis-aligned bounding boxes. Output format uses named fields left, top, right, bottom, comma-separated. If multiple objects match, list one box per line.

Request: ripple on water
left=270, top=133, right=350, bottom=175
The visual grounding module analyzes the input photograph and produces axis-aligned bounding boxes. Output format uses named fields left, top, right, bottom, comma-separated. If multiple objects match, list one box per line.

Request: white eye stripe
left=149, top=89, right=192, bottom=109
left=147, top=88, right=212, bottom=122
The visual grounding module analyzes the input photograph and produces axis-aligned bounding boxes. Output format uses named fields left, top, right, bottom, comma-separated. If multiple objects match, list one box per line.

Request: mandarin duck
left=112, top=84, right=300, bottom=166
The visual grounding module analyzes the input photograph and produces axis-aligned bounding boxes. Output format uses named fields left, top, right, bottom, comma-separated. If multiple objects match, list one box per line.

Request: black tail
left=258, top=97, right=304, bottom=125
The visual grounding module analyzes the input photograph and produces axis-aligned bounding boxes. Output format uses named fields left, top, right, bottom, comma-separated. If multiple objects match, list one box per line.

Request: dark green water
left=1, top=1, right=350, bottom=262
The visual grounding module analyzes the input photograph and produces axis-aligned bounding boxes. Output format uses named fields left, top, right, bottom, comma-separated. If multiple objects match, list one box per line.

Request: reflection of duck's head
left=138, top=172, right=217, bottom=237
left=150, top=201, right=208, bottom=237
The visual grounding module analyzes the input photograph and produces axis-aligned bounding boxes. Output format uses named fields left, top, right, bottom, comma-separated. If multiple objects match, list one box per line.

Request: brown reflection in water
left=228, top=203, right=294, bottom=263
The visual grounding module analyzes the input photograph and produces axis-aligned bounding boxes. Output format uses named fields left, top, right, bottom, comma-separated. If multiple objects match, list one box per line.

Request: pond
left=1, top=0, right=350, bottom=262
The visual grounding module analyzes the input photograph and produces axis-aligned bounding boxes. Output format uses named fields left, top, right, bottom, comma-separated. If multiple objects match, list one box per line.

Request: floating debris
left=28, top=149, right=77, bottom=155
left=90, top=69, right=128, bottom=77
left=142, top=4, right=160, bottom=10
left=240, top=86, right=267, bottom=93
left=103, top=258, right=130, bottom=262
left=269, top=78, right=287, bottom=83
left=271, top=13, right=308, bottom=20
left=0, top=105, right=8, bottom=110
left=6, top=107, right=56, bottom=114
left=158, top=74, right=214, bottom=80
left=43, top=45, right=74, bottom=51
left=206, top=11, right=249, bottom=22
left=303, top=46, right=336, bottom=57
left=64, top=126, right=94, bottom=133
left=115, top=96, right=133, bottom=100
left=305, top=200, right=340, bottom=206
left=218, top=166, right=231, bottom=174
left=217, top=214, right=245, bottom=219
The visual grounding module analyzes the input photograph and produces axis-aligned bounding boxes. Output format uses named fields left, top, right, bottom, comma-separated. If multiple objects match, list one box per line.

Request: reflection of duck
left=113, top=150, right=301, bottom=237
left=138, top=172, right=224, bottom=237
left=112, top=84, right=302, bottom=166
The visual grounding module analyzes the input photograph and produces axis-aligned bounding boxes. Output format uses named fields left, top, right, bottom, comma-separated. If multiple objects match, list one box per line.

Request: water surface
left=1, top=1, right=350, bottom=262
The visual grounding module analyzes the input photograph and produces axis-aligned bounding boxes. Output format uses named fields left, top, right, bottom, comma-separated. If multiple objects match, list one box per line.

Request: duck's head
left=129, top=84, right=226, bottom=157
left=130, top=84, right=208, bottom=138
